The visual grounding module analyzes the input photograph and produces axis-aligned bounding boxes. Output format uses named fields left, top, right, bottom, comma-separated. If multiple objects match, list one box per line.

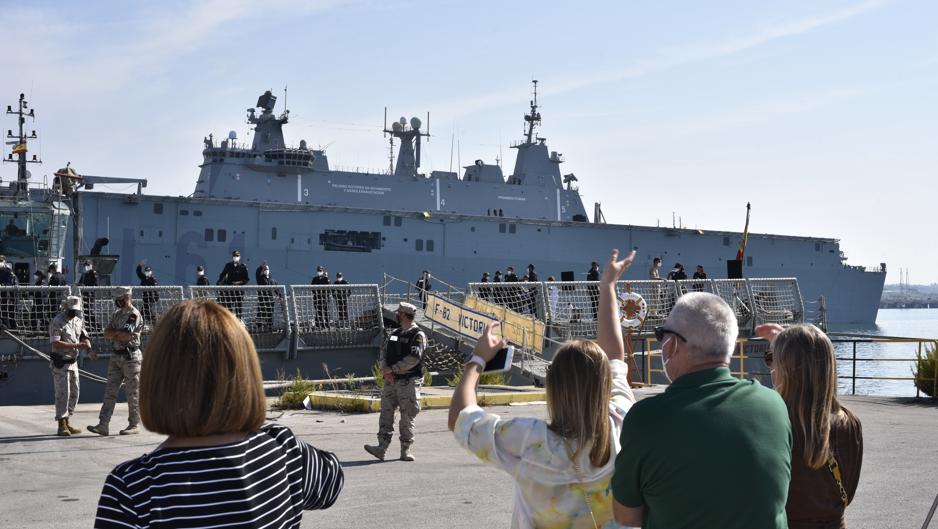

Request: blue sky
left=2, top=0, right=936, bottom=282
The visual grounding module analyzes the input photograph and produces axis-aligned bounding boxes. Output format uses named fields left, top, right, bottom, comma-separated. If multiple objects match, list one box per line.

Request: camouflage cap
left=113, top=286, right=132, bottom=298
left=397, top=302, right=417, bottom=316
left=62, top=296, right=82, bottom=311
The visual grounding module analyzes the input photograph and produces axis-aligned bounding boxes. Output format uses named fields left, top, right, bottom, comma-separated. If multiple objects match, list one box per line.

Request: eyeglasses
left=764, top=350, right=774, bottom=367
left=654, top=326, right=687, bottom=343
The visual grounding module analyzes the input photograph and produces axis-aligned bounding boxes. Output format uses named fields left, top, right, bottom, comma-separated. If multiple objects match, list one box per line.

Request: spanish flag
left=11, top=142, right=27, bottom=155
left=736, top=202, right=751, bottom=261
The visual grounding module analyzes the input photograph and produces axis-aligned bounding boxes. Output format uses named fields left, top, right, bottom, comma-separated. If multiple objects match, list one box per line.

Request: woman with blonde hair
left=94, top=299, right=344, bottom=529
left=449, top=249, right=637, bottom=529
left=757, top=323, right=863, bottom=529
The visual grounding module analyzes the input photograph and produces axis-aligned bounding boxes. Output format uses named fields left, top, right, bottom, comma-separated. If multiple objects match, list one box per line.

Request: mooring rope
left=1, top=329, right=108, bottom=384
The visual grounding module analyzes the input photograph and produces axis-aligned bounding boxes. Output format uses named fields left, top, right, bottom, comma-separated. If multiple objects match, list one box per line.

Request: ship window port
left=415, top=239, right=435, bottom=252
left=153, top=203, right=163, bottom=214
left=747, top=256, right=753, bottom=267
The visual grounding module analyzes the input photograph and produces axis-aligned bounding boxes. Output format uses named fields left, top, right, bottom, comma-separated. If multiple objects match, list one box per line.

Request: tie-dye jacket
left=454, top=359, right=635, bottom=529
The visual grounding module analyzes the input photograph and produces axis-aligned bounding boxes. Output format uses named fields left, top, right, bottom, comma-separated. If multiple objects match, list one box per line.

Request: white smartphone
left=483, top=345, right=515, bottom=373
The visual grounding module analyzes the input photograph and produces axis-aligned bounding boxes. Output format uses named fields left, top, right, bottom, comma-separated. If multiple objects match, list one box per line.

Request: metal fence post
left=851, top=341, right=857, bottom=396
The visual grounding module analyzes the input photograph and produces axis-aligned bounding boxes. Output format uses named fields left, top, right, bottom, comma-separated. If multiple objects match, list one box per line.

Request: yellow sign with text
left=425, top=294, right=494, bottom=341
left=464, top=295, right=545, bottom=353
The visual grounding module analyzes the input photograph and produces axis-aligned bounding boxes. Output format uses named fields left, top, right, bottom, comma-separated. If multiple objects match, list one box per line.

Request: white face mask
left=84, top=265, right=92, bottom=272
left=232, top=257, right=240, bottom=263
left=263, top=270, right=270, bottom=277
left=197, top=270, right=205, bottom=276
left=317, top=271, right=324, bottom=276
left=144, top=271, right=153, bottom=278
left=0, top=261, right=6, bottom=268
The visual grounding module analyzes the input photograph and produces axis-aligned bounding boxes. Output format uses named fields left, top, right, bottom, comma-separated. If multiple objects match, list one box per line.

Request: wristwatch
left=466, top=355, right=486, bottom=370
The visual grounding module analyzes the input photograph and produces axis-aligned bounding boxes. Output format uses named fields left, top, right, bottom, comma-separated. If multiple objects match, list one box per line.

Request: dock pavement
left=0, top=392, right=935, bottom=528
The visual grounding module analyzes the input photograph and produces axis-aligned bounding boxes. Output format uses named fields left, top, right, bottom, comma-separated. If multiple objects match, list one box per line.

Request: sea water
left=829, top=308, right=938, bottom=397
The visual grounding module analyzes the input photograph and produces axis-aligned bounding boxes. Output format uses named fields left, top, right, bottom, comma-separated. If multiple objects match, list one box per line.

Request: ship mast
left=4, top=93, right=41, bottom=195
left=523, top=79, right=541, bottom=144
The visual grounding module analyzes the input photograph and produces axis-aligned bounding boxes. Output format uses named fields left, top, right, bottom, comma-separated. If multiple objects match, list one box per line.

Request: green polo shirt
left=612, top=367, right=792, bottom=529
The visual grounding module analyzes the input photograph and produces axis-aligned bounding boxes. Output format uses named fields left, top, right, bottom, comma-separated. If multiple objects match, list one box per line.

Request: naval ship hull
left=71, top=191, right=884, bottom=324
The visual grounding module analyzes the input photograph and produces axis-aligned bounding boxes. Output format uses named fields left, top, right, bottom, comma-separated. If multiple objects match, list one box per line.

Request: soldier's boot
left=400, top=443, right=415, bottom=462
left=64, top=417, right=81, bottom=435
left=119, top=424, right=140, bottom=436
left=56, top=419, right=70, bottom=437
left=363, top=442, right=388, bottom=461
left=87, top=423, right=109, bottom=436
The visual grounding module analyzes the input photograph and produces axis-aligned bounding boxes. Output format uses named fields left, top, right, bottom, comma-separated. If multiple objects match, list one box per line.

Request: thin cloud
left=429, top=0, right=889, bottom=121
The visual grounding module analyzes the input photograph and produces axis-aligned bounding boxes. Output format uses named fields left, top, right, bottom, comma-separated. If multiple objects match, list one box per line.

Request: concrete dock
left=1, top=393, right=935, bottom=528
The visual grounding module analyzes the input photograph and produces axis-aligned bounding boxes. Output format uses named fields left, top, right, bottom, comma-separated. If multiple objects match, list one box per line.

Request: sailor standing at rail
left=217, top=250, right=249, bottom=318
left=195, top=264, right=210, bottom=286
left=333, top=272, right=350, bottom=327
left=135, top=262, right=159, bottom=328
left=49, top=296, right=92, bottom=436
left=0, top=255, right=17, bottom=330
left=310, top=265, right=331, bottom=328
left=88, top=287, right=143, bottom=436
left=79, top=259, right=99, bottom=330
left=365, top=302, right=426, bottom=462
left=255, top=262, right=276, bottom=329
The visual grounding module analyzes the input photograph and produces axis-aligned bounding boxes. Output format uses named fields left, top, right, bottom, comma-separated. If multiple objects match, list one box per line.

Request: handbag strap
left=826, top=455, right=849, bottom=507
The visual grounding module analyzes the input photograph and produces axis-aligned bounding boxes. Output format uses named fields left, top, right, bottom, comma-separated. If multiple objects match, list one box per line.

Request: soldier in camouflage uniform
left=365, top=302, right=426, bottom=462
left=49, top=296, right=92, bottom=436
left=87, top=287, right=144, bottom=436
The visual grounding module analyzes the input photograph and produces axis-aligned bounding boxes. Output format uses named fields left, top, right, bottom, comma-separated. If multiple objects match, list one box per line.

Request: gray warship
left=25, top=83, right=884, bottom=323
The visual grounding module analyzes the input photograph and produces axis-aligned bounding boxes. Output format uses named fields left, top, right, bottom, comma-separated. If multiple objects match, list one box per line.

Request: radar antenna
left=4, top=93, right=41, bottom=195
left=523, top=79, right=542, bottom=144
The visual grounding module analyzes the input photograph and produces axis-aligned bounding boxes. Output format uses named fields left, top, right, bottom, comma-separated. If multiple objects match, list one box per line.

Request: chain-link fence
left=290, top=285, right=383, bottom=350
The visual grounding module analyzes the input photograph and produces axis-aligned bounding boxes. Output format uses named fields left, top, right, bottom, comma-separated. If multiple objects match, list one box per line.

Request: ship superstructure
left=64, top=84, right=884, bottom=323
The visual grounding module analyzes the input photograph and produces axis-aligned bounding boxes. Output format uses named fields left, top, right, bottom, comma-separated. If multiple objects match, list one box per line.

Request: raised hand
left=473, top=321, right=509, bottom=363
left=754, top=323, right=784, bottom=344
left=601, top=249, right=636, bottom=285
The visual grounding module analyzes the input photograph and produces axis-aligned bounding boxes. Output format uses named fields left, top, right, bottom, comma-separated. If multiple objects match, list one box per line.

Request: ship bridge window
left=153, top=203, right=164, bottom=214
left=394, top=217, right=402, bottom=227
left=723, top=236, right=730, bottom=246
left=509, top=224, right=516, bottom=234
left=499, top=223, right=506, bottom=233
left=383, top=216, right=391, bottom=226
left=271, top=227, right=277, bottom=240
left=416, top=239, right=423, bottom=251
left=426, top=240, right=434, bottom=252
left=180, top=209, right=189, bottom=216
left=194, top=210, right=203, bottom=217
left=217, top=229, right=227, bottom=242
left=815, top=242, right=821, bottom=251
left=205, top=229, right=214, bottom=241
left=746, top=256, right=753, bottom=267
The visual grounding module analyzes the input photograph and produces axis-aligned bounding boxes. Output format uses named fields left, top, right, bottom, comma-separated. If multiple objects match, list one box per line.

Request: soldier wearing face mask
left=255, top=262, right=276, bottom=329
left=135, top=262, right=159, bottom=327
left=195, top=264, right=210, bottom=286
left=49, top=296, right=92, bottom=436
left=310, top=265, right=331, bottom=328
left=217, top=250, right=249, bottom=318
left=79, top=259, right=99, bottom=330
left=0, top=255, right=17, bottom=329
left=88, top=287, right=143, bottom=437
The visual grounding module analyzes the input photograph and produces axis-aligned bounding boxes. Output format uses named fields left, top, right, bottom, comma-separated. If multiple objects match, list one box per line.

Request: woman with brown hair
left=449, top=249, right=637, bottom=529
left=757, top=323, right=864, bottom=529
left=94, top=299, right=344, bottom=529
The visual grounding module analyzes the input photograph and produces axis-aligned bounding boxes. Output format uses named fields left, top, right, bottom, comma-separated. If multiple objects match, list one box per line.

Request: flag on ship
left=11, top=142, right=27, bottom=155
left=736, top=202, right=751, bottom=261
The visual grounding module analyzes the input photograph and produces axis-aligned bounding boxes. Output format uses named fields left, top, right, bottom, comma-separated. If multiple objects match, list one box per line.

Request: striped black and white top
left=94, top=424, right=344, bottom=529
